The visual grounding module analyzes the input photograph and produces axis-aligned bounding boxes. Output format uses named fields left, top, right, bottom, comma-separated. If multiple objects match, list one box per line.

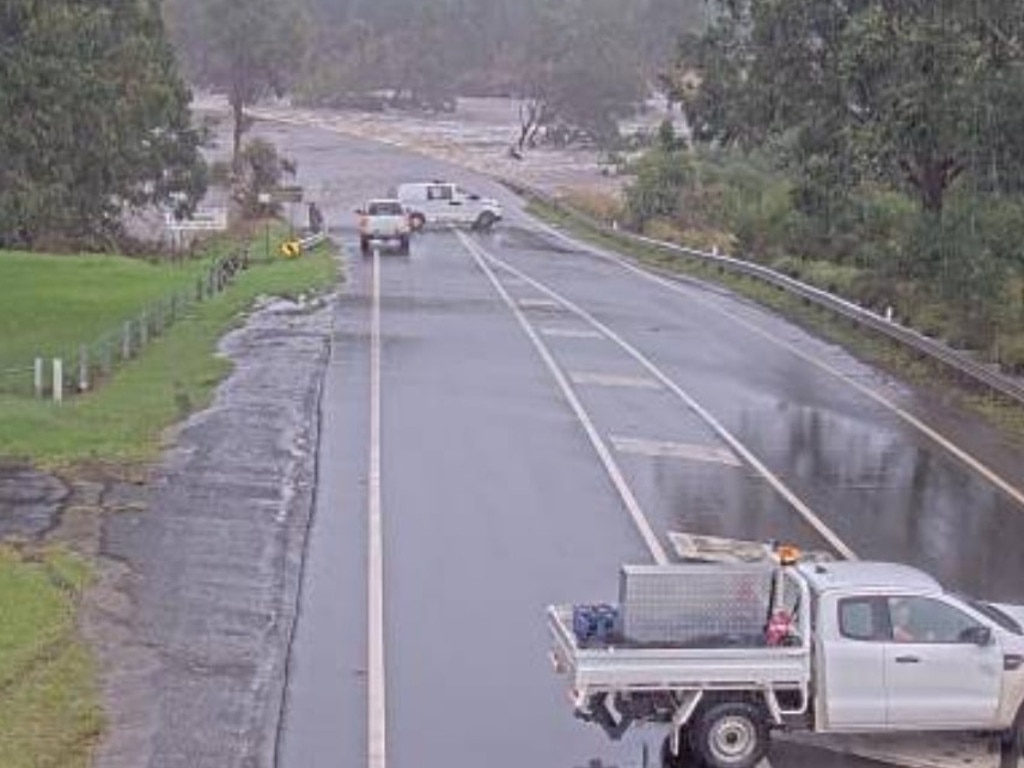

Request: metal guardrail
left=507, top=181, right=1024, bottom=407
left=298, top=231, right=327, bottom=251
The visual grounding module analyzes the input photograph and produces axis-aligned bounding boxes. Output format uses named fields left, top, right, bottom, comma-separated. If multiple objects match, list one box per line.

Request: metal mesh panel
left=619, top=564, right=774, bottom=645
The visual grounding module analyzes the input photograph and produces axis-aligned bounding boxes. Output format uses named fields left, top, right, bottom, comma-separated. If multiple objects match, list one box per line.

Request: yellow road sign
left=280, top=240, right=301, bottom=258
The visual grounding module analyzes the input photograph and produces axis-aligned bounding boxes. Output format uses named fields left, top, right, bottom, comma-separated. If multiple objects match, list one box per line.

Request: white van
left=396, top=181, right=503, bottom=232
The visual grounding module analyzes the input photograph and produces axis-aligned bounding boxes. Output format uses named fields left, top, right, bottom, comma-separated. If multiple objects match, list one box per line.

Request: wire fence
left=1, top=248, right=251, bottom=401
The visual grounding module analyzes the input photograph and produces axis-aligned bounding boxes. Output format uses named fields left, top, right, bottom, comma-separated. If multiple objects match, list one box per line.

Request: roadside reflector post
left=78, top=345, right=89, bottom=392
left=139, top=311, right=148, bottom=349
left=52, top=359, right=63, bottom=404
left=123, top=321, right=132, bottom=360
left=34, top=358, right=44, bottom=398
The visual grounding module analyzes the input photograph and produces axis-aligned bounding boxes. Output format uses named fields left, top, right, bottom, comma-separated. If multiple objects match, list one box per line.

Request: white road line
left=570, top=372, right=663, bottom=390
left=540, top=327, right=605, bottom=340
left=368, top=248, right=387, bottom=768
left=456, top=232, right=670, bottom=565
left=532, top=219, right=1024, bottom=512
left=466, top=236, right=858, bottom=561
left=518, top=298, right=562, bottom=310
left=612, top=436, right=743, bottom=468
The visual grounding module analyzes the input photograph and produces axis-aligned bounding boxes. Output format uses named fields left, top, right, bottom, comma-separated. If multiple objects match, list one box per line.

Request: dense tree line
left=0, top=0, right=206, bottom=250
left=631, top=0, right=1024, bottom=368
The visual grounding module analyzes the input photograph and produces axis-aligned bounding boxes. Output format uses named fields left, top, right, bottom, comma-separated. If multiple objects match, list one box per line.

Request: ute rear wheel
left=360, top=236, right=371, bottom=256
left=689, top=702, right=769, bottom=768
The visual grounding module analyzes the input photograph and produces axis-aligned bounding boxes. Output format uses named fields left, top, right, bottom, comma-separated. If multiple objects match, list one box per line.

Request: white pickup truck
left=356, top=199, right=411, bottom=255
left=396, top=181, right=502, bottom=232
left=548, top=553, right=1024, bottom=768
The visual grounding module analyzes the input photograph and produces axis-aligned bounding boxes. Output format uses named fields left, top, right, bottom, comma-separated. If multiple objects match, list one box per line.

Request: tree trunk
left=903, top=155, right=963, bottom=215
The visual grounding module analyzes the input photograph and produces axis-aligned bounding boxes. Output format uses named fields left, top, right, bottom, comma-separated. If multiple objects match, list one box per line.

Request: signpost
left=272, top=186, right=304, bottom=238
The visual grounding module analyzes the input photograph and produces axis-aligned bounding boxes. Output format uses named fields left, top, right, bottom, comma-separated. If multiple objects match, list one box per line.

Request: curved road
left=254, top=118, right=1024, bottom=768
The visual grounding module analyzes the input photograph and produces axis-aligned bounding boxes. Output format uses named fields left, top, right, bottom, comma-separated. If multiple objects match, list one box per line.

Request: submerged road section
left=266, top=117, right=1024, bottom=768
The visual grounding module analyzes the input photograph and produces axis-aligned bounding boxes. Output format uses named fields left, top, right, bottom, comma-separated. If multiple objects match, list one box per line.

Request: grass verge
left=0, top=546, right=101, bottom=768
left=0, top=230, right=338, bottom=468
left=527, top=198, right=1024, bottom=443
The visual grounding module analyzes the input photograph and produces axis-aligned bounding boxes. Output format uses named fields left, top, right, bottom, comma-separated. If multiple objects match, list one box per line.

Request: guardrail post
left=34, top=358, right=43, bottom=398
left=885, top=306, right=894, bottom=323
left=52, top=359, right=63, bottom=404
left=78, top=345, right=89, bottom=392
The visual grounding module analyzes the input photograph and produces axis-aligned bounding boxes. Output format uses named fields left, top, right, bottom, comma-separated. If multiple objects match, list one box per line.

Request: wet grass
left=0, top=546, right=101, bottom=768
left=0, top=226, right=339, bottom=468
left=527, top=198, right=1024, bottom=444
left=0, top=250, right=219, bottom=374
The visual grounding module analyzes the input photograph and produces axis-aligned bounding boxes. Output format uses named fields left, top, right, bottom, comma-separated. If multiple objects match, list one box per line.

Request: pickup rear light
left=1004, top=654, right=1024, bottom=671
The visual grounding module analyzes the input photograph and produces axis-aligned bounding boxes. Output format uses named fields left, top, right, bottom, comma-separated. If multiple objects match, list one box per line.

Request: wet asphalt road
left=263, top=119, right=1024, bottom=768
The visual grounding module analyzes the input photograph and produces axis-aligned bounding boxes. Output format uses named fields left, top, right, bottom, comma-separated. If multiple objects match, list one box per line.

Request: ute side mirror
left=962, top=626, right=993, bottom=646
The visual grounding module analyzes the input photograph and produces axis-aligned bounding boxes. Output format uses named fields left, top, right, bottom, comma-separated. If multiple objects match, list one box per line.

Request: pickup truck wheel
left=409, top=213, right=426, bottom=232
left=360, top=236, right=371, bottom=256
left=689, top=702, right=769, bottom=768
left=474, top=211, right=497, bottom=232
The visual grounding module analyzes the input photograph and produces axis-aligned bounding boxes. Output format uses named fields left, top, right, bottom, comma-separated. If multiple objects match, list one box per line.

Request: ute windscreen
left=368, top=202, right=404, bottom=216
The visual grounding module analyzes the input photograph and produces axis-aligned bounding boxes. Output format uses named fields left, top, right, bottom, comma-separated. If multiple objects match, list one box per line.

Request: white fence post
left=34, top=358, right=44, bottom=398
left=52, top=359, right=63, bottom=404
left=79, top=344, right=89, bottom=392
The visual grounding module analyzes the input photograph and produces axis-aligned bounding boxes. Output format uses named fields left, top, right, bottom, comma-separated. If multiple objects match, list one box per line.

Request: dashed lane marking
left=465, top=235, right=858, bottom=562
left=611, top=436, right=743, bottom=468
left=457, top=231, right=670, bottom=565
left=518, top=298, right=562, bottom=310
left=570, top=372, right=663, bottom=390
left=539, top=327, right=606, bottom=340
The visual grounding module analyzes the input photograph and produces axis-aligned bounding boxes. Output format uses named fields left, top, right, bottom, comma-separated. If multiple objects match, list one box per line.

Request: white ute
left=548, top=547, right=1024, bottom=768
left=397, top=181, right=502, bottom=232
left=357, top=199, right=411, bottom=255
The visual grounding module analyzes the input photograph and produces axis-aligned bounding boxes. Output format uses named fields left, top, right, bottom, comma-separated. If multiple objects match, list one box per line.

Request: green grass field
left=0, top=547, right=101, bottom=768
left=0, top=237, right=338, bottom=467
left=0, top=227, right=338, bottom=766
left=0, top=251, right=217, bottom=373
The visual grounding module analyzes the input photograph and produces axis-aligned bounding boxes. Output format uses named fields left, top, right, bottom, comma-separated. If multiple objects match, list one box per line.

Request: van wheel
left=661, top=731, right=702, bottom=767
left=689, top=702, right=769, bottom=768
left=409, top=213, right=426, bottom=232
left=474, top=211, right=496, bottom=232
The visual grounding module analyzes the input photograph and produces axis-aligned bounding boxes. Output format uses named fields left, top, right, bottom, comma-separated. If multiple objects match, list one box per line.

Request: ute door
left=884, top=596, right=1002, bottom=728
left=425, top=184, right=453, bottom=222
left=820, top=596, right=889, bottom=730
